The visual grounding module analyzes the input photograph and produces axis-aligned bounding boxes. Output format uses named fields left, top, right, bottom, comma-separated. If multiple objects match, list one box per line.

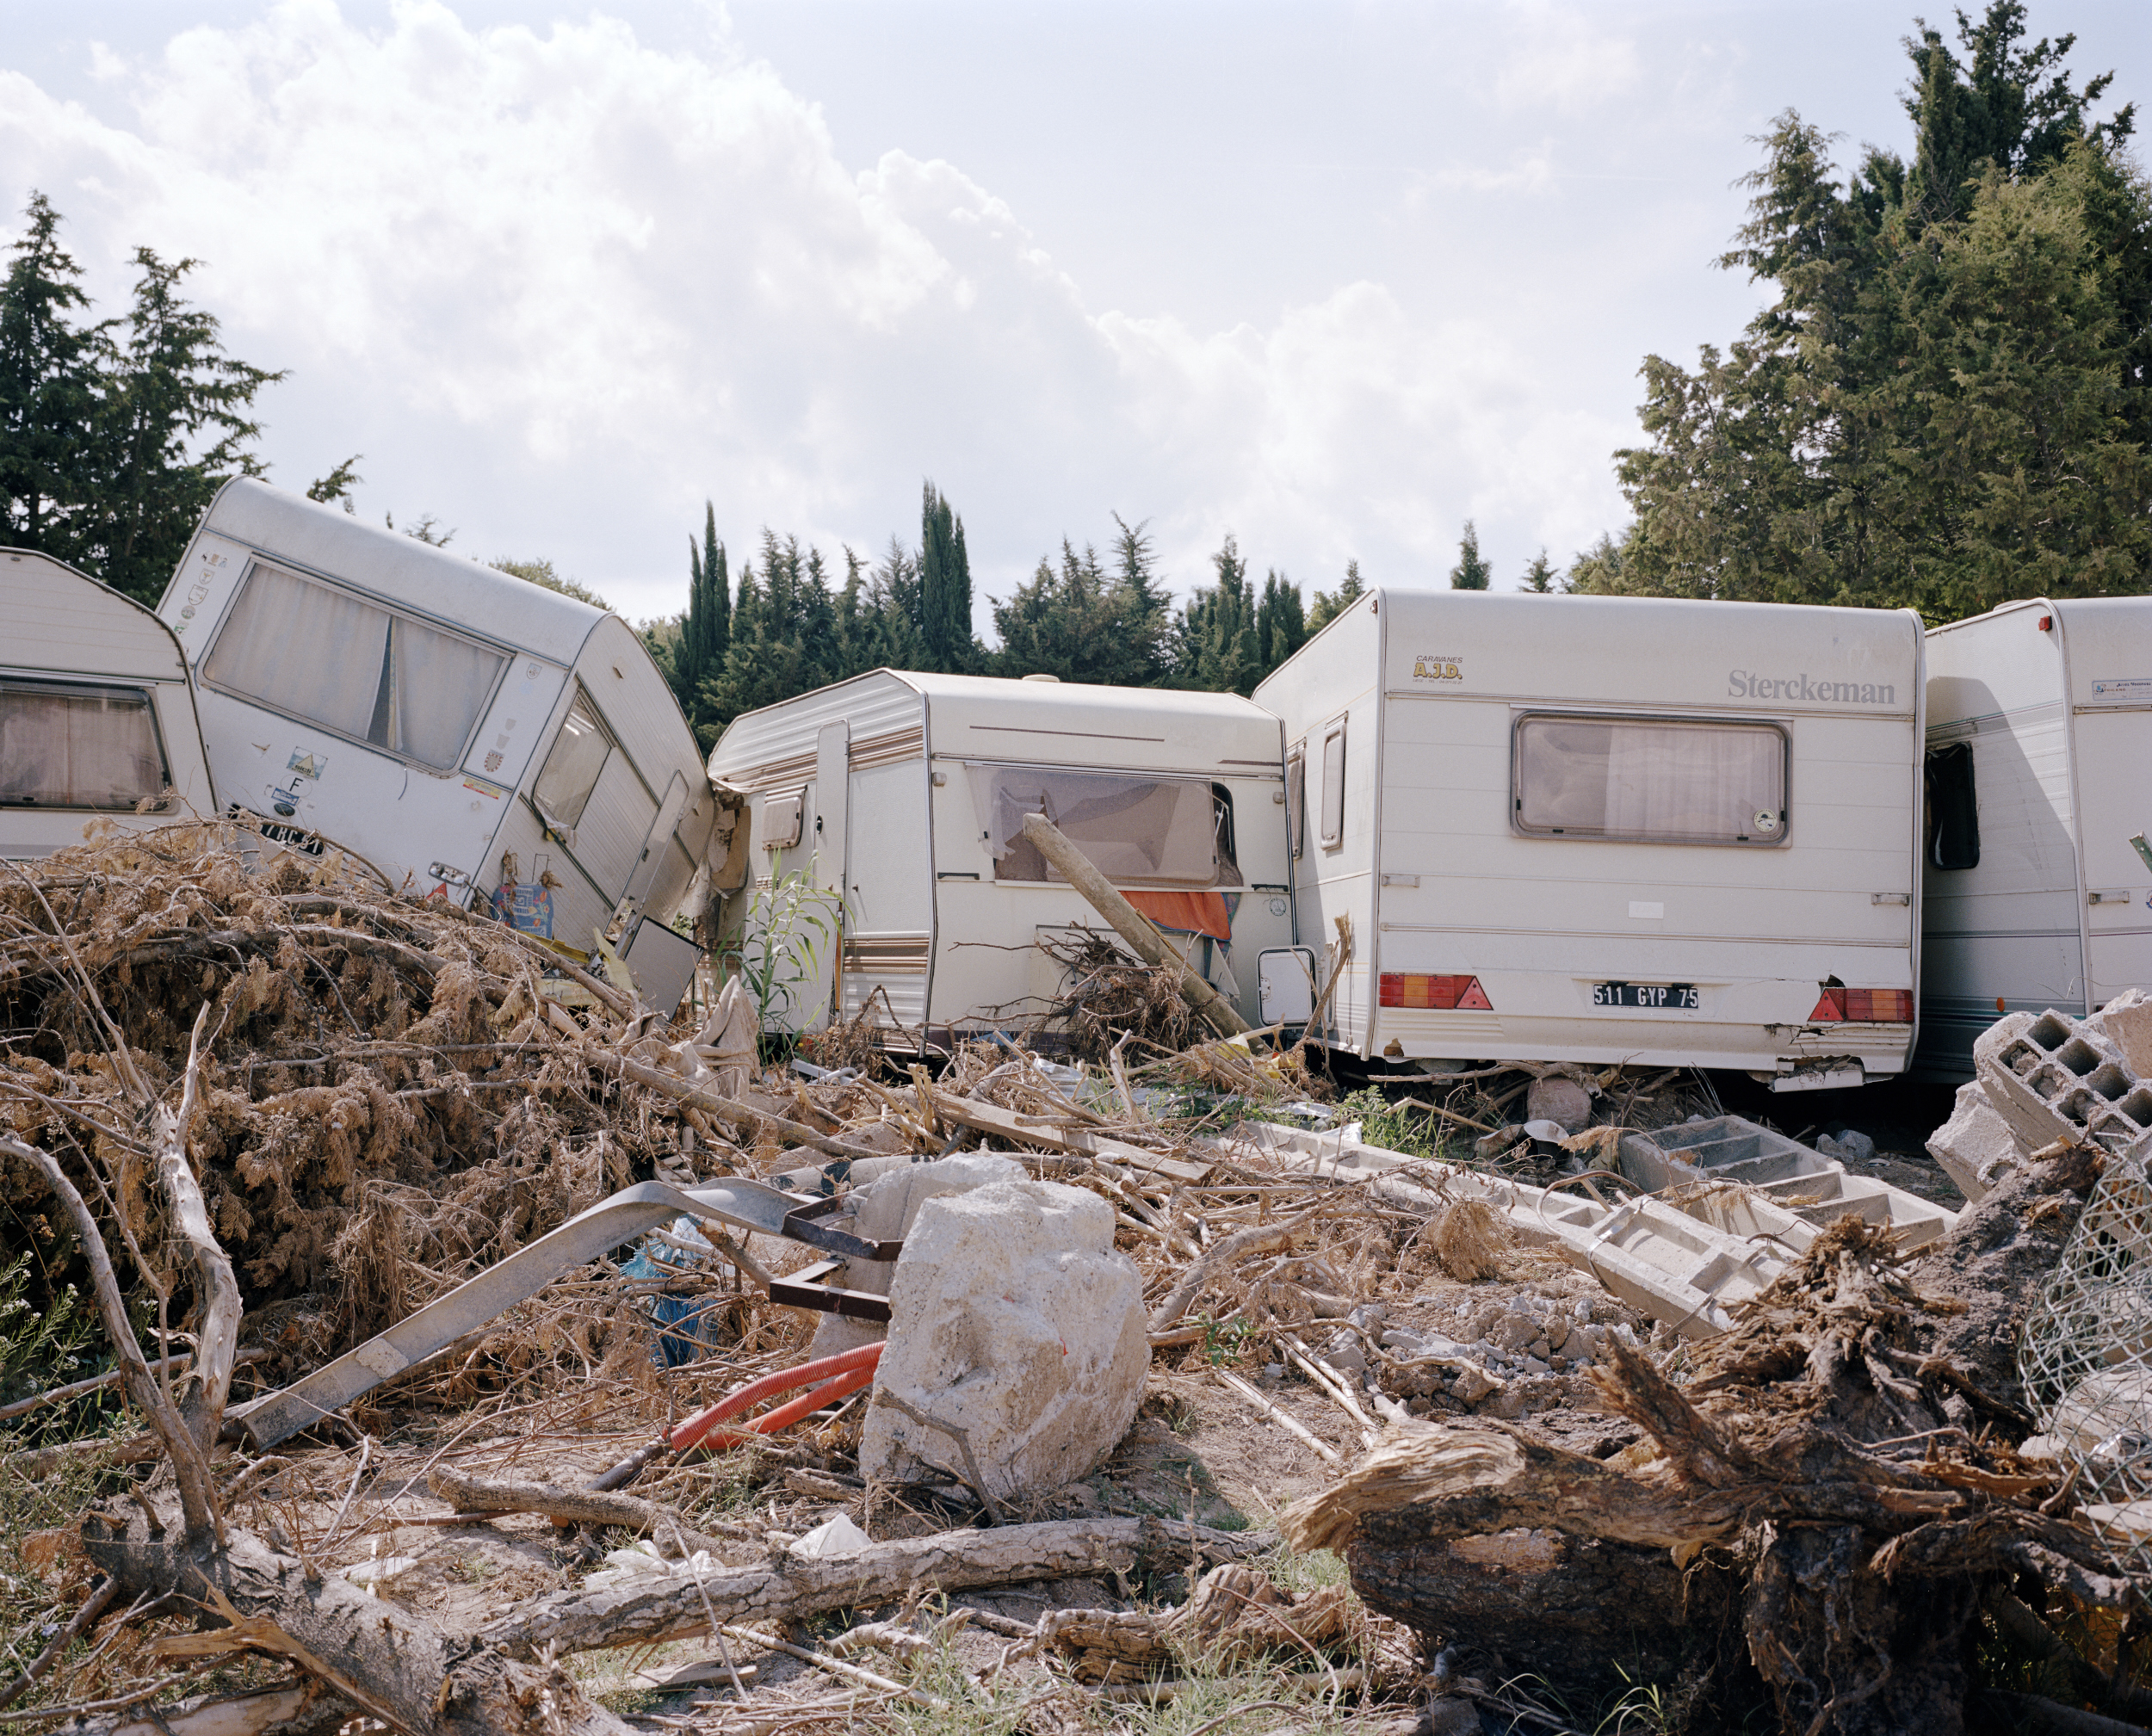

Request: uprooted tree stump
left=1284, top=1145, right=2140, bottom=1735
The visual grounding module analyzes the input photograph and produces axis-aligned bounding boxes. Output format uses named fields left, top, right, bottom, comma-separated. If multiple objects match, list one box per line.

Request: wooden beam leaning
left=1017, top=812, right=1251, bottom=1039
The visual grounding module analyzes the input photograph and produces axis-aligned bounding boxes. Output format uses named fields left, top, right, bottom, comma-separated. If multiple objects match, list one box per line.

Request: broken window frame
left=199, top=559, right=507, bottom=772
left=1510, top=709, right=1791, bottom=848
left=0, top=678, right=172, bottom=811
left=967, top=762, right=1224, bottom=887
left=531, top=686, right=617, bottom=837
left=1926, top=741, right=1980, bottom=871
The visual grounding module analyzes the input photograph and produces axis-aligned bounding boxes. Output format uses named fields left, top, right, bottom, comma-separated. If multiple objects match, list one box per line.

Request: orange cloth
left=1122, top=888, right=1233, bottom=942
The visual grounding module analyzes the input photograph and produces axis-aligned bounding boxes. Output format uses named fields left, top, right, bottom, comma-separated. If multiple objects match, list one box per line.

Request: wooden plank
left=930, top=1090, right=1212, bottom=1183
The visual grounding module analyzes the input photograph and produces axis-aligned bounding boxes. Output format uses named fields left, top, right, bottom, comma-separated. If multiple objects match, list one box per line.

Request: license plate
left=1593, top=981, right=1698, bottom=1010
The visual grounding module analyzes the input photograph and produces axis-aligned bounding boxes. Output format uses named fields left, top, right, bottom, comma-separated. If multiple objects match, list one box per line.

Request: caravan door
left=796, top=720, right=850, bottom=1029
left=2074, top=703, right=2152, bottom=1006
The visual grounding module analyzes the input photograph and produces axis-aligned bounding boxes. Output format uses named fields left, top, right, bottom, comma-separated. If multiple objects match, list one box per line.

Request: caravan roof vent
left=1022, top=672, right=1061, bottom=683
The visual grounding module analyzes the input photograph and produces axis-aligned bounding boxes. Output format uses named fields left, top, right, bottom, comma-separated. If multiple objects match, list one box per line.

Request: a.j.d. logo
left=1413, top=653, right=1463, bottom=682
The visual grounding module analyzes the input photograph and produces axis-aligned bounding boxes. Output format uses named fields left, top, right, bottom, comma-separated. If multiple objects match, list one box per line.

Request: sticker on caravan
left=286, top=751, right=325, bottom=781
left=1412, top=653, right=1464, bottom=683
left=2090, top=677, right=2152, bottom=703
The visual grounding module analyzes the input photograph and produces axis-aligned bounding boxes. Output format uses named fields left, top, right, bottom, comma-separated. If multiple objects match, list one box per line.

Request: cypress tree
left=919, top=480, right=975, bottom=673
left=1449, top=520, right=1492, bottom=590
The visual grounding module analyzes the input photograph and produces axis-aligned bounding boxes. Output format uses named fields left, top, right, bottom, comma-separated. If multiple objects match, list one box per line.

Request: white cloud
left=0, top=2, right=1634, bottom=619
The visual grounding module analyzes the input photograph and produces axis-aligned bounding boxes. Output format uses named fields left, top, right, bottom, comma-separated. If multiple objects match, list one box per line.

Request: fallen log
left=425, top=1464, right=747, bottom=1557
left=481, top=1516, right=1271, bottom=1658
left=1281, top=1151, right=2128, bottom=1733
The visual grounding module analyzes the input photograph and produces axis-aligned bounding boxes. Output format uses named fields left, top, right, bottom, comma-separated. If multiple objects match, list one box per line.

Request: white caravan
left=1917, top=596, right=2152, bottom=1079
left=707, top=671, right=1294, bottom=1040
left=3, top=549, right=218, bottom=858
left=156, top=480, right=716, bottom=980
left=1252, top=589, right=1926, bottom=1088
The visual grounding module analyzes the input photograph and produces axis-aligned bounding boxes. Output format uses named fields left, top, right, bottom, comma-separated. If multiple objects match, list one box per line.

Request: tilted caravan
left=1252, top=589, right=1926, bottom=1087
left=707, top=671, right=1293, bottom=1038
left=3, top=549, right=217, bottom=857
left=1917, top=597, right=2152, bottom=1079
left=157, top=480, right=716, bottom=974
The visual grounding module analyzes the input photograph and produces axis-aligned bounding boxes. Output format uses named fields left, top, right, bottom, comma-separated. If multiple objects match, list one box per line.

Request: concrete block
left=1526, top=1075, right=1593, bottom=1133
left=1975, top=1009, right=2152, bottom=1160
left=2103, top=990, right=2152, bottom=1079
left=807, top=1154, right=1026, bottom=1359
left=859, top=1177, right=1147, bottom=1503
left=1926, top=1081, right=2027, bottom=1204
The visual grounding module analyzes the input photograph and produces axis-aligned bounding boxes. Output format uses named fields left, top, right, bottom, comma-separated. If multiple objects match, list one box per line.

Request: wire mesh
left=2019, top=1152, right=2152, bottom=1588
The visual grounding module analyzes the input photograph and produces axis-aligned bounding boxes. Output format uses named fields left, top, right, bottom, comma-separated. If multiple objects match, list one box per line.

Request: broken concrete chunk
left=807, top=1153, right=1026, bottom=1359
left=1926, top=1080, right=2027, bottom=1204
left=2102, top=989, right=2152, bottom=1078
left=1525, top=1075, right=1593, bottom=1133
left=859, top=1177, right=1147, bottom=1504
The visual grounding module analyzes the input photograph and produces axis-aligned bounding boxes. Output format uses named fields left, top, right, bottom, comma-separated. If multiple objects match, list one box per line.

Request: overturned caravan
left=1252, top=588, right=1926, bottom=1088
left=707, top=670, right=1294, bottom=1041
left=155, top=479, right=716, bottom=980
left=1, top=549, right=218, bottom=858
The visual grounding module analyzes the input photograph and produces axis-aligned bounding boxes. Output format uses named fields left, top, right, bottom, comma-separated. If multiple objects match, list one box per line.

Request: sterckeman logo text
left=1729, top=669, right=1895, bottom=704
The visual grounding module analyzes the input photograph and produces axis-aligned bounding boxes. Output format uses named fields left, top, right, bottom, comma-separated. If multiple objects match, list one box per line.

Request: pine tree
left=1308, top=559, right=1366, bottom=632
left=1172, top=534, right=1265, bottom=695
left=918, top=480, right=977, bottom=673
left=1521, top=550, right=1559, bottom=593
left=671, top=501, right=730, bottom=745
left=1255, top=570, right=1306, bottom=671
left=0, top=194, right=105, bottom=566
left=1448, top=520, right=1492, bottom=590
left=1110, top=513, right=1172, bottom=684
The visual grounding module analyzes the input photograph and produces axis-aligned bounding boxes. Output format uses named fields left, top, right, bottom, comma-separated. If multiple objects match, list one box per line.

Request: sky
left=2, top=0, right=2146, bottom=633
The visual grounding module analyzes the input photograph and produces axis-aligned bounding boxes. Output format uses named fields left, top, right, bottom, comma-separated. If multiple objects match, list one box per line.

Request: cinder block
left=1973, top=1009, right=2152, bottom=1161
left=1926, top=1080, right=2027, bottom=1203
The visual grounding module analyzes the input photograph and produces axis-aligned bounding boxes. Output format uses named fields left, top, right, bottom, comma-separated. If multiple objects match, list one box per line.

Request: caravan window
left=1320, top=721, right=1346, bottom=849
left=0, top=681, right=167, bottom=810
left=969, top=766, right=1220, bottom=886
left=1926, top=742, right=1980, bottom=870
left=1512, top=714, right=1788, bottom=845
left=532, top=691, right=615, bottom=831
left=202, top=561, right=504, bottom=769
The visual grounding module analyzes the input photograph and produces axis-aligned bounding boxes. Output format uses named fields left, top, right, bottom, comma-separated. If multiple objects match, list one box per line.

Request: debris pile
left=1, top=823, right=2147, bottom=1736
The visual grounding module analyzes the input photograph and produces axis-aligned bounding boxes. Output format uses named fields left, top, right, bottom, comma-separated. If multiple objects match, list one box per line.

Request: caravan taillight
left=1379, top=973, right=1493, bottom=1010
left=1808, top=986, right=1914, bottom=1023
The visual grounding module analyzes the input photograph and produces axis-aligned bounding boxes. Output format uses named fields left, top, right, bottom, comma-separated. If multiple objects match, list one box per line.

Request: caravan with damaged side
left=1252, top=589, right=1926, bottom=1089
left=156, top=480, right=716, bottom=991
left=706, top=671, right=1294, bottom=1040
left=2, top=549, right=218, bottom=858
left=1916, top=597, right=2152, bottom=1080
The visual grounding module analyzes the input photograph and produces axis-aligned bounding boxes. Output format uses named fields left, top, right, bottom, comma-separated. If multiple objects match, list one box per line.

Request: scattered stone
left=1816, top=1128, right=1876, bottom=1165
left=1926, top=1079, right=2028, bottom=1204
left=1525, top=1074, right=1593, bottom=1133
left=858, top=1177, right=1148, bottom=1504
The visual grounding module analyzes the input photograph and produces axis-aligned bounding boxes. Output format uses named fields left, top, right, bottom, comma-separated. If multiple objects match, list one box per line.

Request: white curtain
left=204, top=563, right=387, bottom=739
left=1518, top=718, right=1782, bottom=841
left=386, top=617, right=504, bottom=768
left=0, top=687, right=163, bottom=808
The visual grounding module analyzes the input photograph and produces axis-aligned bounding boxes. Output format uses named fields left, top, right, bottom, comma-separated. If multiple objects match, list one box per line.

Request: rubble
left=857, top=1176, right=1148, bottom=1504
left=3, top=820, right=2147, bottom=1735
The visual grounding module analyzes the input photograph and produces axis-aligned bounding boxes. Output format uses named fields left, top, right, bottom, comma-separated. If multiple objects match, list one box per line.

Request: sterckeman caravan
left=1252, top=589, right=1926, bottom=1090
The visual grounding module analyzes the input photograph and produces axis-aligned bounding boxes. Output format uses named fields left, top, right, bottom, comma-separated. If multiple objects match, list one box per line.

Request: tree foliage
left=1, top=195, right=283, bottom=602
left=1448, top=519, right=1492, bottom=590
left=1588, top=3, right=2150, bottom=620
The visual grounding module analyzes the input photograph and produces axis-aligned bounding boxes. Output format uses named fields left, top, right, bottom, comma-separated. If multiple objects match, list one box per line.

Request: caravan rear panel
left=1255, top=590, right=1925, bottom=1084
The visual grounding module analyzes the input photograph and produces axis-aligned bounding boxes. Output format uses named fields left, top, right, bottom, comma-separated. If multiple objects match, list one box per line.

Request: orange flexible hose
left=668, top=1340, right=884, bottom=1454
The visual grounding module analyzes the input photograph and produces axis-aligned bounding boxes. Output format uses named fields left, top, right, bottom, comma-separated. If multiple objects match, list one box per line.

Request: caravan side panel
left=1919, top=602, right=2082, bottom=1076
left=2062, top=598, right=2152, bottom=1010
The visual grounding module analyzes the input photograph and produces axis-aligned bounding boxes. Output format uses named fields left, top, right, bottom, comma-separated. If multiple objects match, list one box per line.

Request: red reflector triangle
left=1457, top=977, right=1493, bottom=1010
left=1809, top=990, right=1845, bottom=1021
